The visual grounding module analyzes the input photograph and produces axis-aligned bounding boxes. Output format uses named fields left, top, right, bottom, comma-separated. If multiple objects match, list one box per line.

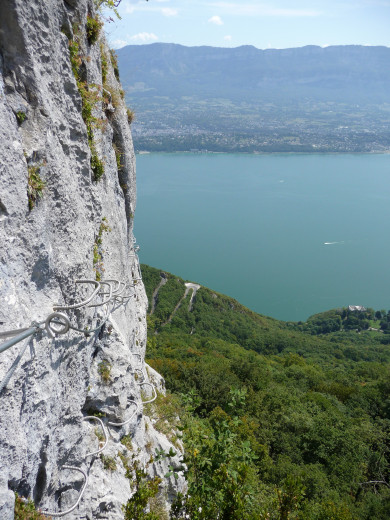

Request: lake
left=134, top=153, right=390, bottom=322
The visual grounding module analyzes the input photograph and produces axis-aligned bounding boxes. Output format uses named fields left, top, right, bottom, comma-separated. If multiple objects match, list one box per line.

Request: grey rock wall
left=0, top=1, right=184, bottom=518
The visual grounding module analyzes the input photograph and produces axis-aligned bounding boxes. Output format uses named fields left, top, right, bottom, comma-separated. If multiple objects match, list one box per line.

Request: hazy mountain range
left=118, top=43, right=389, bottom=103
left=117, top=43, right=390, bottom=152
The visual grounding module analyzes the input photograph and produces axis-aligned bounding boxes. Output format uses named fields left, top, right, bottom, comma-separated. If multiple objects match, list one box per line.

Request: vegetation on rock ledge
left=93, top=217, right=111, bottom=280
left=86, top=15, right=102, bottom=45
left=14, top=493, right=48, bottom=520
left=123, top=453, right=163, bottom=520
left=67, top=26, right=105, bottom=181
left=27, top=162, right=46, bottom=211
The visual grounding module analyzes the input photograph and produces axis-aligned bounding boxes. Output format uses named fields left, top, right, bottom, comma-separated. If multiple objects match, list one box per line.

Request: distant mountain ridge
left=118, top=43, right=390, bottom=103
left=117, top=43, right=390, bottom=153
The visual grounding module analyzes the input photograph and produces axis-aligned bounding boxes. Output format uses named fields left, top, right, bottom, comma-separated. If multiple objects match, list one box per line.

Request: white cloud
left=210, top=2, right=322, bottom=17
left=224, top=35, right=232, bottom=41
left=123, top=0, right=139, bottom=14
left=162, top=7, right=178, bottom=16
left=363, top=0, right=390, bottom=6
left=111, top=39, right=130, bottom=49
left=208, top=15, right=224, bottom=25
left=123, top=0, right=178, bottom=16
left=109, top=32, right=159, bottom=47
left=129, top=32, right=159, bottom=42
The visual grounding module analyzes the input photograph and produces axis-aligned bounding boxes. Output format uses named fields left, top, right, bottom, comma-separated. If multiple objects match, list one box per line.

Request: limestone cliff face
left=0, top=1, right=184, bottom=518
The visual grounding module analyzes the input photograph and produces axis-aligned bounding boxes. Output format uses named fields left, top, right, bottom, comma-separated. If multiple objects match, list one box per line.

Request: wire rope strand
left=108, top=400, right=139, bottom=427
left=88, top=281, right=113, bottom=308
left=83, top=416, right=108, bottom=457
left=41, top=466, right=88, bottom=518
left=0, top=327, right=38, bottom=354
left=0, top=335, right=33, bottom=393
left=53, top=280, right=101, bottom=311
left=105, top=279, right=126, bottom=297
left=0, top=327, right=32, bottom=339
left=137, top=382, right=157, bottom=404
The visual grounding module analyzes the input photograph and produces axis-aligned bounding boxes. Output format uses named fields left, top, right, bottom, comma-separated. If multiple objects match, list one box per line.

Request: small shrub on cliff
left=93, top=217, right=111, bottom=280
left=121, top=434, right=133, bottom=451
left=109, top=48, right=120, bottom=81
left=79, top=84, right=100, bottom=132
left=86, top=15, right=103, bottom=45
left=16, top=110, right=26, bottom=124
left=14, top=493, right=48, bottom=520
left=27, top=163, right=46, bottom=211
left=94, top=427, right=105, bottom=442
left=112, top=143, right=123, bottom=170
left=100, top=43, right=108, bottom=84
left=94, top=0, right=122, bottom=21
left=68, top=37, right=81, bottom=77
left=91, top=152, right=105, bottom=182
left=127, top=108, right=135, bottom=124
left=100, top=454, right=117, bottom=471
left=123, top=454, right=162, bottom=520
left=66, top=30, right=105, bottom=182
left=144, top=391, right=182, bottom=444
left=103, top=84, right=121, bottom=109
left=98, top=359, right=112, bottom=383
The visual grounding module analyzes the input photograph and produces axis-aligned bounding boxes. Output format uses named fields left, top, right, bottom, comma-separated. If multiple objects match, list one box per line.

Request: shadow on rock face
left=31, top=253, right=50, bottom=290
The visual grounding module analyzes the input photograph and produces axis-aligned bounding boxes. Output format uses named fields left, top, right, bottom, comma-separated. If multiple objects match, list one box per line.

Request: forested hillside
left=142, top=264, right=390, bottom=519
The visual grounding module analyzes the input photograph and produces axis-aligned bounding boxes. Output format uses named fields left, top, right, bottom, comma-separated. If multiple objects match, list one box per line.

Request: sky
left=104, top=0, right=390, bottom=50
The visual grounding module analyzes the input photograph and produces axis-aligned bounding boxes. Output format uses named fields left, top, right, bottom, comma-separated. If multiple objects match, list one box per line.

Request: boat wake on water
left=324, top=241, right=345, bottom=245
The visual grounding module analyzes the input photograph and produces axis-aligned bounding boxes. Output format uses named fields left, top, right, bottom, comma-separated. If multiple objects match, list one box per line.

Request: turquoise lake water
left=135, top=153, right=390, bottom=322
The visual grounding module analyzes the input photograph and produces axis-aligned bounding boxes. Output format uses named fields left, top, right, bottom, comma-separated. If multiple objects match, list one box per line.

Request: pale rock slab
left=0, top=0, right=185, bottom=517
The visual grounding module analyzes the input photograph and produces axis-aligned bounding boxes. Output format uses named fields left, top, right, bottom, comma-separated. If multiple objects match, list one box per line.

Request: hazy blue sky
left=104, top=0, right=390, bottom=50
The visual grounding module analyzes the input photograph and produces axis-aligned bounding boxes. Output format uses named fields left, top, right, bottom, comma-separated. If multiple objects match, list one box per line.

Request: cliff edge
left=0, top=1, right=184, bottom=518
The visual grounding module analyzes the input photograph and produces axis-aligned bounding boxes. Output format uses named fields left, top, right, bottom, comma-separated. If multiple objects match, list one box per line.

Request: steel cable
left=108, top=400, right=139, bottom=427
left=41, top=466, right=88, bottom=518
left=83, top=416, right=108, bottom=457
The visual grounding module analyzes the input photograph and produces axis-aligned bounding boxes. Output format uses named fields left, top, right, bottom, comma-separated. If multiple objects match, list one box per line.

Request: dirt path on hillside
left=161, top=282, right=201, bottom=326
left=149, top=273, right=168, bottom=315
left=185, top=282, right=201, bottom=312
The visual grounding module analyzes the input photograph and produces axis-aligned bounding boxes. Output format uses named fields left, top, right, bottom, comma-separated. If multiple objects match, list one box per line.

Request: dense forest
left=141, top=264, right=390, bottom=519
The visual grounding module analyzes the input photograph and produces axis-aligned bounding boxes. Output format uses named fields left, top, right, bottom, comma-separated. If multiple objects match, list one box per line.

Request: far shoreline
left=135, top=150, right=390, bottom=156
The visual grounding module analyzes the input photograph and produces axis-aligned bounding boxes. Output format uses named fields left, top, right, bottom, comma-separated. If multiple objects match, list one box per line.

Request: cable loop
left=45, top=313, right=70, bottom=339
